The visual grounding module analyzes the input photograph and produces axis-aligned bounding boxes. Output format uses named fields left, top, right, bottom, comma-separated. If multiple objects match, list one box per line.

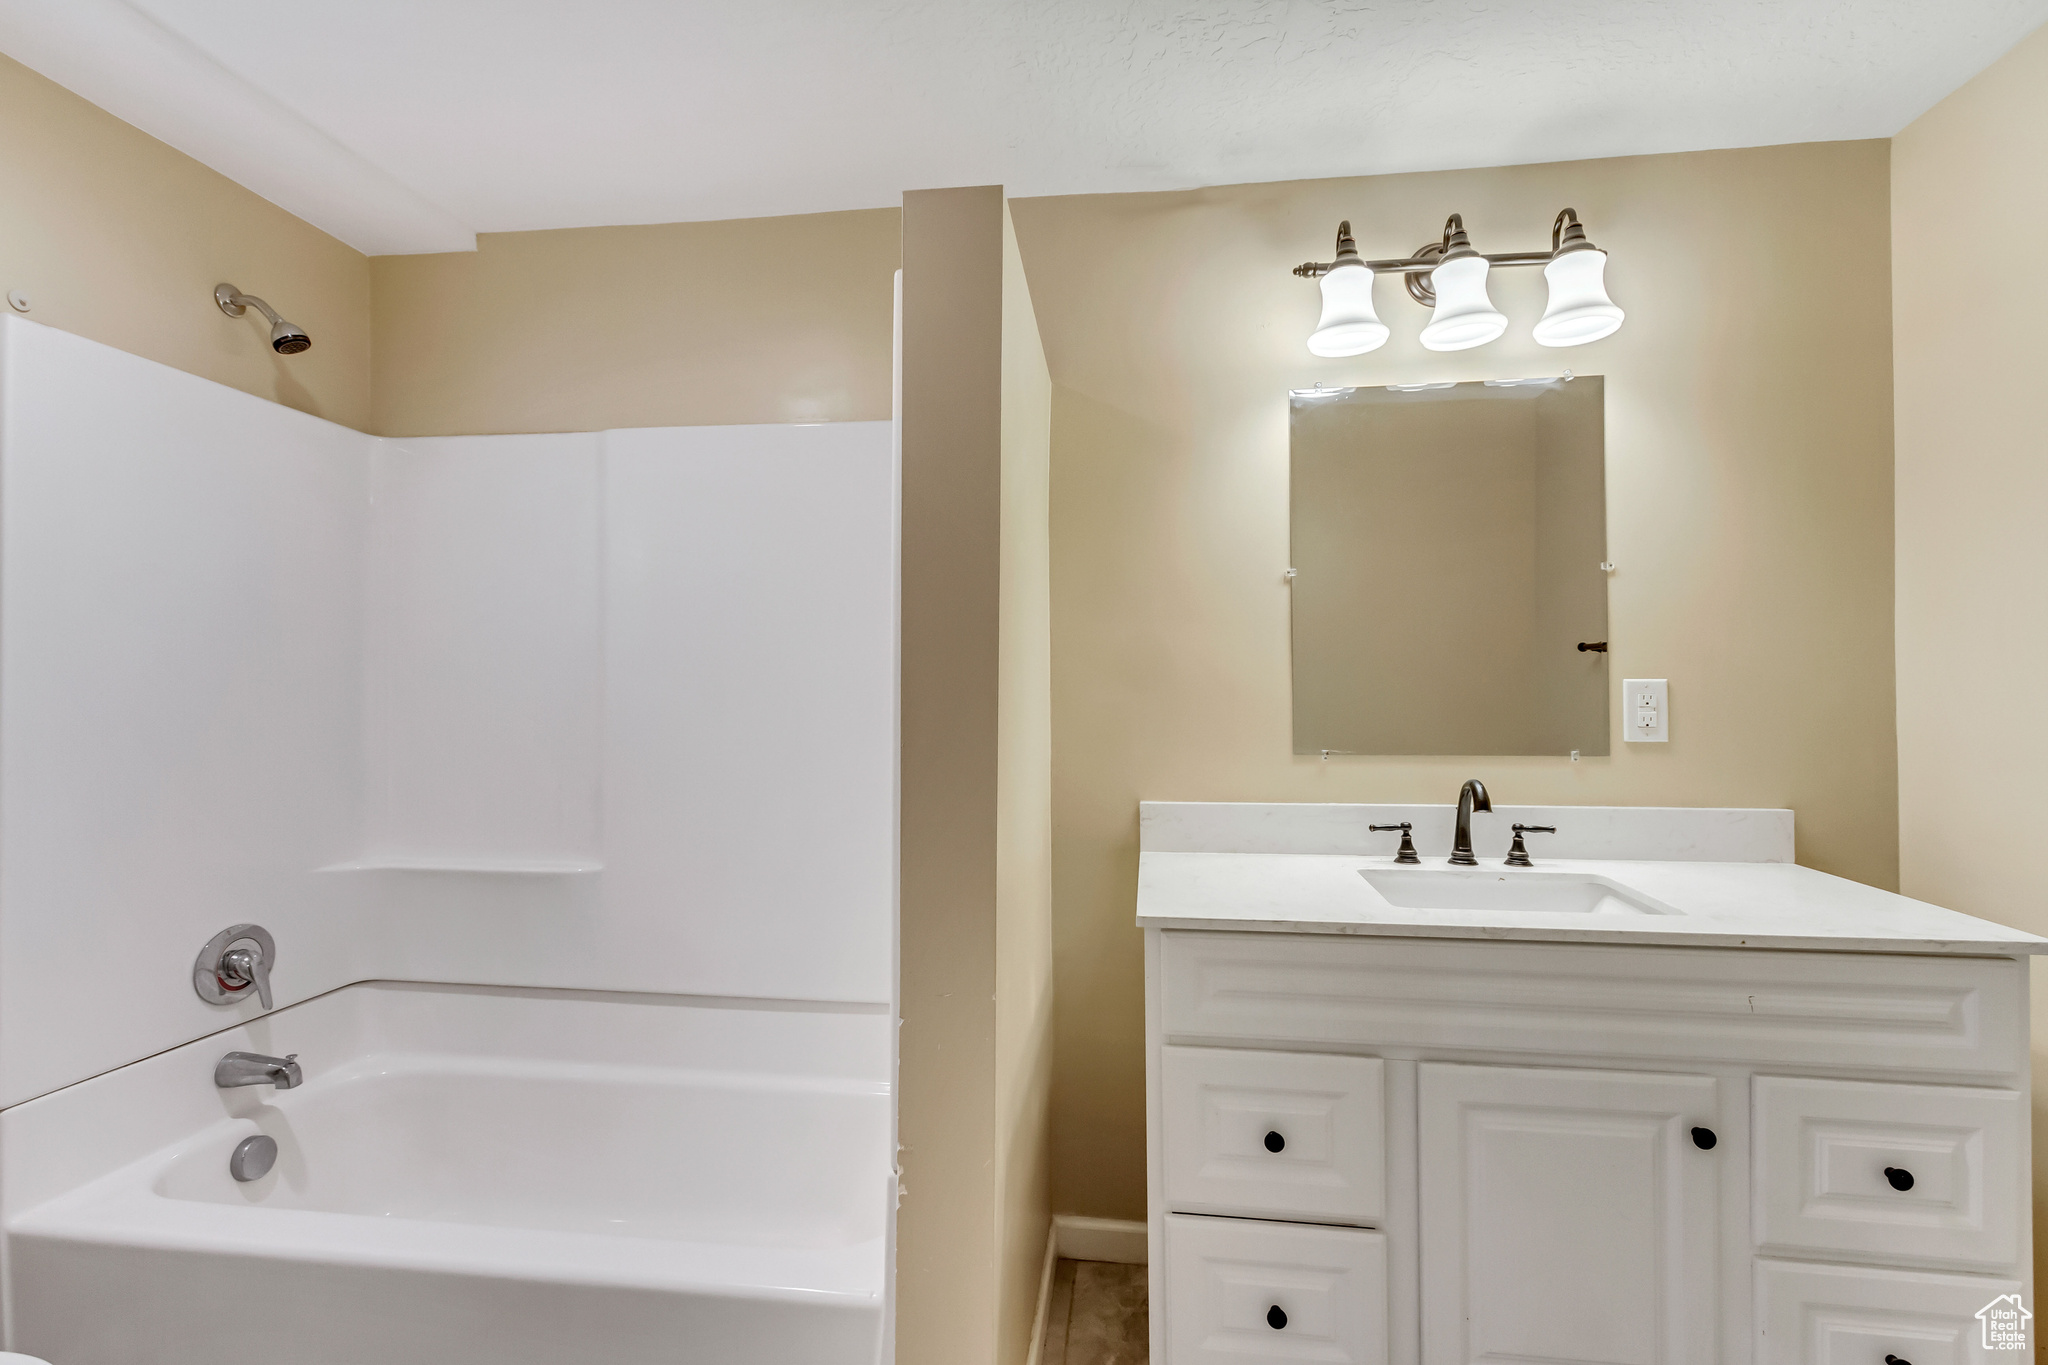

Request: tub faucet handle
left=220, top=944, right=272, bottom=1010
left=193, top=923, right=278, bottom=1011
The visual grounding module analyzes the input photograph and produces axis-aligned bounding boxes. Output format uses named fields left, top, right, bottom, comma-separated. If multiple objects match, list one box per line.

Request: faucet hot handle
left=1369, top=823, right=1422, bottom=865
left=1505, top=824, right=1558, bottom=867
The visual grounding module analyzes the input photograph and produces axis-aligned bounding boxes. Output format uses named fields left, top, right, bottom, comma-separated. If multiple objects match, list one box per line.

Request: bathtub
left=1, top=982, right=892, bottom=1365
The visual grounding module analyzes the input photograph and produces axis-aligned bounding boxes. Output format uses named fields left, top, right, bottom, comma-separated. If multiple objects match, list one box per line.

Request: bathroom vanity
left=1140, top=801, right=2044, bottom=1365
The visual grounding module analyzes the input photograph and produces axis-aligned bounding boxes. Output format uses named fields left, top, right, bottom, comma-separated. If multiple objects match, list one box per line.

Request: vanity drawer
left=1753, top=1076, right=2022, bottom=1271
left=1158, top=931, right=2025, bottom=1077
left=1161, top=1046, right=1384, bottom=1224
left=1755, top=1258, right=2025, bottom=1363
left=1164, top=1213, right=1387, bottom=1365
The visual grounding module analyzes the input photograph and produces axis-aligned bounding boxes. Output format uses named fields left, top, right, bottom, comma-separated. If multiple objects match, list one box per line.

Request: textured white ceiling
left=4, top=0, right=2043, bottom=253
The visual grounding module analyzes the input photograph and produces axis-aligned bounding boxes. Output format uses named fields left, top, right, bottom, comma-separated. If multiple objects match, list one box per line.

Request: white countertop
left=1136, top=852, right=2048, bottom=955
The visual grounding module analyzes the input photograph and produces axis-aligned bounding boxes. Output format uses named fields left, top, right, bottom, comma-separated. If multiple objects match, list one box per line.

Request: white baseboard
left=1023, top=1221, right=1059, bottom=1365
left=1052, top=1214, right=1147, bottom=1265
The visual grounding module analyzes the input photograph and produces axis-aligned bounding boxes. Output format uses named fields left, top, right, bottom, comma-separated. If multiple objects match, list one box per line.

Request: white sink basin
left=1359, top=867, right=1676, bottom=916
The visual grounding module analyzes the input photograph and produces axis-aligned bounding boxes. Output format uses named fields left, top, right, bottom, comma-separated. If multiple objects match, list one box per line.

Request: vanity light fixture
left=1294, top=209, right=1624, bottom=353
left=1304, top=222, right=1389, bottom=357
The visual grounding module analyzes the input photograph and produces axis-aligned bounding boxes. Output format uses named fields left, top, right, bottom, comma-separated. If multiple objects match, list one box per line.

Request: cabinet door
left=1419, top=1063, right=1721, bottom=1365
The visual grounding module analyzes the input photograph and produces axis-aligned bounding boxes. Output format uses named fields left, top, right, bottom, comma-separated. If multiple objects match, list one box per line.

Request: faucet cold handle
left=1369, top=823, right=1422, bottom=865
left=1505, top=824, right=1558, bottom=867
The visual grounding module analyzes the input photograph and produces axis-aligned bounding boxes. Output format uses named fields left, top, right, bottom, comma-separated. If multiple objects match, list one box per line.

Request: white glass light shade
left=1418, top=254, right=1508, bottom=351
left=1306, top=262, right=1388, bottom=357
left=1533, top=248, right=1624, bottom=346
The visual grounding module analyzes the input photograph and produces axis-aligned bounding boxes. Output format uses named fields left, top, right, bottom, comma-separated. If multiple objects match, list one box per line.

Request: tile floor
left=1039, top=1258, right=1148, bottom=1365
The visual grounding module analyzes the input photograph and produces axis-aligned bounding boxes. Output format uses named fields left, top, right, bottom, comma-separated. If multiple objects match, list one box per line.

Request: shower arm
left=215, top=285, right=285, bottom=326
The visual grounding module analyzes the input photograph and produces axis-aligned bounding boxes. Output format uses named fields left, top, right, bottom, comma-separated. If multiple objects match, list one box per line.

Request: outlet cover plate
left=1624, top=678, right=1668, bottom=742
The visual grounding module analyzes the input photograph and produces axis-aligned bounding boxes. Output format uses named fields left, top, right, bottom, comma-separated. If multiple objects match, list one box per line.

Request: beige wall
left=897, top=185, right=1052, bottom=1365
left=1012, top=140, right=1899, bottom=1221
left=996, top=204, right=1055, bottom=1365
left=899, top=185, right=1003, bottom=1365
left=0, top=53, right=371, bottom=428
left=370, top=211, right=899, bottom=436
left=1891, top=23, right=2048, bottom=1274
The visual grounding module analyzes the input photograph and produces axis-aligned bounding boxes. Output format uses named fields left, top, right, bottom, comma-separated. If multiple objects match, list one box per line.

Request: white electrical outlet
left=1623, top=678, right=1668, bottom=742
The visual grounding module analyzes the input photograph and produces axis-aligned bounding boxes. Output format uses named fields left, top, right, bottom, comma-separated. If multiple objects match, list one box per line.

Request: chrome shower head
left=215, top=284, right=311, bottom=356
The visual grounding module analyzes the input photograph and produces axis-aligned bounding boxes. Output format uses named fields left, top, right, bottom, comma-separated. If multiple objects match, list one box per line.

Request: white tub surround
left=1139, top=801, right=2042, bottom=1365
left=0, top=316, right=895, bottom=1110
left=4, top=983, right=890, bottom=1365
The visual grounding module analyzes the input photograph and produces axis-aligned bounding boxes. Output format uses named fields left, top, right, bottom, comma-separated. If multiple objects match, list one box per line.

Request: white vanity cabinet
left=1144, top=928, right=2036, bottom=1365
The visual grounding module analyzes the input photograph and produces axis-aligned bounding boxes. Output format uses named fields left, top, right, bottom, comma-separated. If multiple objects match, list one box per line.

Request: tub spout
left=215, top=1051, right=302, bottom=1090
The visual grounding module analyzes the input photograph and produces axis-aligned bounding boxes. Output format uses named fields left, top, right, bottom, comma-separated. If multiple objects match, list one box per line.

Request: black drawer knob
left=1690, top=1127, right=1717, bottom=1150
left=1884, top=1167, right=1915, bottom=1192
left=1885, top=1355, right=1912, bottom=1365
left=1264, top=1130, right=1285, bottom=1153
left=1267, top=1305, right=1287, bottom=1330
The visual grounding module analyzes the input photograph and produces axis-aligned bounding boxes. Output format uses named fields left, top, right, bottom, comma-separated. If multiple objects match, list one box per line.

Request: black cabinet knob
left=1885, top=1355, right=1912, bottom=1365
left=1884, top=1167, right=1915, bottom=1192
left=1690, top=1127, right=1717, bottom=1150
left=1264, top=1130, right=1286, bottom=1153
left=1267, top=1305, right=1287, bottom=1330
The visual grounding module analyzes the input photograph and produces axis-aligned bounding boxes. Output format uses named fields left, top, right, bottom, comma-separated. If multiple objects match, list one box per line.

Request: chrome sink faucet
left=215, top=1052, right=302, bottom=1090
left=1449, top=779, right=1491, bottom=865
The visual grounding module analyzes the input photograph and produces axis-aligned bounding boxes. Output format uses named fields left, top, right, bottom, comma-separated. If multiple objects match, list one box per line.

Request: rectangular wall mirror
left=1290, top=375, right=1609, bottom=756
